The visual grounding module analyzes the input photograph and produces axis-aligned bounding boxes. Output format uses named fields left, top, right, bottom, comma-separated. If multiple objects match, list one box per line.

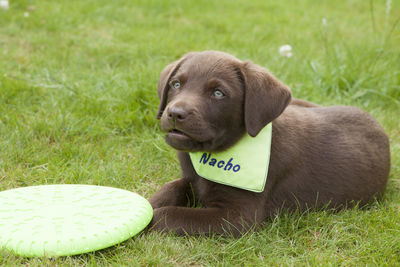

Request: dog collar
left=189, top=123, right=272, bottom=193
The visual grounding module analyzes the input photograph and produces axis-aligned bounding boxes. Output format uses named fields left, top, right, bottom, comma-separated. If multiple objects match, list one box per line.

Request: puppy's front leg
left=149, top=178, right=191, bottom=209
left=149, top=207, right=251, bottom=236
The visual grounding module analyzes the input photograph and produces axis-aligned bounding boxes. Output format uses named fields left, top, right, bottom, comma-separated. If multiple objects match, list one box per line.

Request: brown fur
left=149, top=51, right=391, bottom=236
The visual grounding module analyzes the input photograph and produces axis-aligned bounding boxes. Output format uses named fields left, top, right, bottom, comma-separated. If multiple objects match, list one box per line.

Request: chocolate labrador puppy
left=148, top=51, right=390, bottom=236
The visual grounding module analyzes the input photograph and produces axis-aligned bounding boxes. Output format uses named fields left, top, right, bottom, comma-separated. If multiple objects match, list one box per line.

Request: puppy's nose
left=167, top=106, right=189, bottom=122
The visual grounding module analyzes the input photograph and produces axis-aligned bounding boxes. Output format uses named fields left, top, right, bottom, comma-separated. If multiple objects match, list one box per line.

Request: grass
left=0, top=0, right=399, bottom=265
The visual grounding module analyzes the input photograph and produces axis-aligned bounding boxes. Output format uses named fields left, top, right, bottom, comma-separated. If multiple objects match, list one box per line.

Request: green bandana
left=189, top=123, right=272, bottom=193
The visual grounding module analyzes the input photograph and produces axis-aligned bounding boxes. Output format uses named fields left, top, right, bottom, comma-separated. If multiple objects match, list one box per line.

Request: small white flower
left=0, top=0, right=9, bottom=10
left=24, top=12, right=29, bottom=17
left=322, top=17, right=327, bottom=26
left=386, top=0, right=392, bottom=16
left=279, top=44, right=293, bottom=58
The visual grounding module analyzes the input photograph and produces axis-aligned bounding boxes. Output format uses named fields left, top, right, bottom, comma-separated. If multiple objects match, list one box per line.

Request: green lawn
left=1, top=0, right=399, bottom=265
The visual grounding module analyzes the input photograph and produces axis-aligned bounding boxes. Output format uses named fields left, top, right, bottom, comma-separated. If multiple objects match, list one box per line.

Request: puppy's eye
left=213, top=89, right=225, bottom=98
left=171, top=80, right=181, bottom=89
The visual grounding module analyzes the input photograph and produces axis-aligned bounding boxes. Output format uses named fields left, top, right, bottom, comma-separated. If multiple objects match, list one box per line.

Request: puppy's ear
left=156, top=61, right=181, bottom=119
left=240, top=61, right=292, bottom=137
left=156, top=52, right=197, bottom=119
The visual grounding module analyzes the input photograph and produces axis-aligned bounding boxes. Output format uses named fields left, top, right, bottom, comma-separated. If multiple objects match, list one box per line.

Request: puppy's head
left=157, top=51, right=291, bottom=152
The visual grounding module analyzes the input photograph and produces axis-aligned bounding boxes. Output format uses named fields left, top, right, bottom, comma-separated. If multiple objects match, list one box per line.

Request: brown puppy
left=149, top=51, right=391, bottom=236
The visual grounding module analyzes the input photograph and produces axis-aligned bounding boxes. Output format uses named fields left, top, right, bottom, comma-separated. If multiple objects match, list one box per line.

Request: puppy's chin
left=165, top=128, right=245, bottom=152
left=165, top=131, right=204, bottom=152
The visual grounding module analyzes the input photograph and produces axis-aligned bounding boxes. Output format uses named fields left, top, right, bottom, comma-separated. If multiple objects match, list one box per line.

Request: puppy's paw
left=145, top=208, right=169, bottom=233
left=148, top=179, right=190, bottom=209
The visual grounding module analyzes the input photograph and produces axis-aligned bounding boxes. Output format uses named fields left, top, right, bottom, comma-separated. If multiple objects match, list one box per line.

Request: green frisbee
left=0, top=184, right=153, bottom=257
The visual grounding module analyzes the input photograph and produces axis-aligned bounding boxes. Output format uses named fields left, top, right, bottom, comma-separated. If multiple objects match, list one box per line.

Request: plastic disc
left=0, top=184, right=153, bottom=257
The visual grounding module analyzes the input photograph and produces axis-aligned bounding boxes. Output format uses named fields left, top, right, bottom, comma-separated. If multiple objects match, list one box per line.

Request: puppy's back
left=271, top=105, right=390, bottom=208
